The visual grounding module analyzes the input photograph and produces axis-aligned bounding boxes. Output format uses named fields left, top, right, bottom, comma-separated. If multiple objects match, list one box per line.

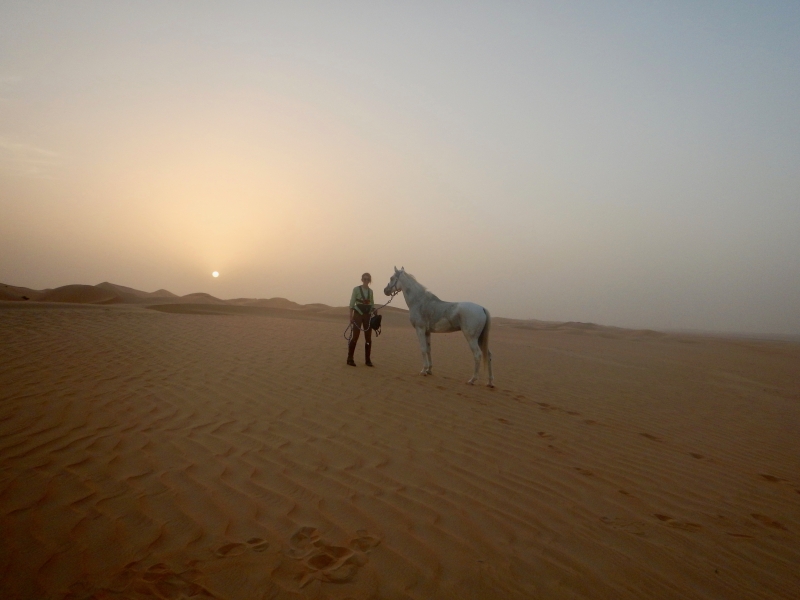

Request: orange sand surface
left=1, top=302, right=798, bottom=599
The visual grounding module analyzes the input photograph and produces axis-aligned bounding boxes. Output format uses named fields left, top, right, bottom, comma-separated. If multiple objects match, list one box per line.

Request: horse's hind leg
left=416, top=328, right=431, bottom=375
left=465, top=336, right=482, bottom=385
left=425, top=330, right=432, bottom=374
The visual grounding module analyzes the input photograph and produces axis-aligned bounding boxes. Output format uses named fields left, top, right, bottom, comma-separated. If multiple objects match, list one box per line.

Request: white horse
left=383, top=267, right=494, bottom=387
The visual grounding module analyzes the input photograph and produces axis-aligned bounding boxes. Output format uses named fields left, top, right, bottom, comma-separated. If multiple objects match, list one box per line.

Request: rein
left=343, top=289, right=399, bottom=345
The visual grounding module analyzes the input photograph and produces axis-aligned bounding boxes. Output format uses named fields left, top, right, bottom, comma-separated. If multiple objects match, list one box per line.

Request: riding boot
left=347, top=338, right=357, bottom=366
left=365, top=341, right=373, bottom=367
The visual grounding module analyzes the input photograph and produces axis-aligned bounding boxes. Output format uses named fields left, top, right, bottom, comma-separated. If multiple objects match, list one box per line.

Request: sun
left=212, top=271, right=219, bottom=278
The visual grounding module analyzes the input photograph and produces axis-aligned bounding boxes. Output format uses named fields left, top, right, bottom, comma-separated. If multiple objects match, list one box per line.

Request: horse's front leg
left=416, top=328, right=431, bottom=375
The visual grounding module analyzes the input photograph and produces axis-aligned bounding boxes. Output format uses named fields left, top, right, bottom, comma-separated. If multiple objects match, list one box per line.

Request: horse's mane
left=403, top=271, right=424, bottom=289
left=402, top=271, right=441, bottom=301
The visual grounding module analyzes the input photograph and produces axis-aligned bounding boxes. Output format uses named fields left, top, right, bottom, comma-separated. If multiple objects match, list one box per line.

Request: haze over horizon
left=2, top=2, right=799, bottom=335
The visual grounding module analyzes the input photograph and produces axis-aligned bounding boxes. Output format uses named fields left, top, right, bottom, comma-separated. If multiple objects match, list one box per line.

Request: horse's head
left=384, top=266, right=405, bottom=296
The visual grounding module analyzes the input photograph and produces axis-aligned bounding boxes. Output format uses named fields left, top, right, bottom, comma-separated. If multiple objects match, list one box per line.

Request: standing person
left=347, top=273, right=374, bottom=367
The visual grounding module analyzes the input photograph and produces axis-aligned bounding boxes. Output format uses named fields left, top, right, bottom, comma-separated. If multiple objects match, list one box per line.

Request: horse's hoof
left=420, top=371, right=428, bottom=376
left=486, top=383, right=495, bottom=388
left=466, top=379, right=475, bottom=385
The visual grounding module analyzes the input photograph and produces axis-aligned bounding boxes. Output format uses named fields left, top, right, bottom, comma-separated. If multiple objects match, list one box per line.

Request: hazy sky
left=1, top=2, right=798, bottom=334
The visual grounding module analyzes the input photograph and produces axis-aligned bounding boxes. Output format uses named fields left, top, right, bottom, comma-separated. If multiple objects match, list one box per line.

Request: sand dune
left=95, top=282, right=179, bottom=302
left=176, top=292, right=230, bottom=305
left=1, top=301, right=798, bottom=599
left=0, top=281, right=339, bottom=311
left=227, top=297, right=304, bottom=310
left=38, top=284, right=123, bottom=304
left=95, top=281, right=156, bottom=299
left=0, top=287, right=22, bottom=302
left=0, top=283, right=50, bottom=302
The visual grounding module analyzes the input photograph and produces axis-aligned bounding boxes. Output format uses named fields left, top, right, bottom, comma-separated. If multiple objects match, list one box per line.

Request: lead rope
left=343, top=291, right=398, bottom=346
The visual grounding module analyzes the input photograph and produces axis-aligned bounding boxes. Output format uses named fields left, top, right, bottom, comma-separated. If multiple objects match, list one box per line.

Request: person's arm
left=349, top=287, right=357, bottom=321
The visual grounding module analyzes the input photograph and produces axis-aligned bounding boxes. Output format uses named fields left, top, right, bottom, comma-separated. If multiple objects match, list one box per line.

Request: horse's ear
left=394, top=266, right=399, bottom=274
left=401, top=266, right=405, bottom=272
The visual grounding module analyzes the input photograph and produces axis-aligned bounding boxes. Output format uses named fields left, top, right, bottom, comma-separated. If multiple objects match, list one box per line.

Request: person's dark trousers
left=347, top=313, right=372, bottom=366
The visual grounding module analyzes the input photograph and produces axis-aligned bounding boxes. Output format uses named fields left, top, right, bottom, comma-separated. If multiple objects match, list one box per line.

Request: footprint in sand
left=247, top=537, right=269, bottom=552
left=288, top=526, right=381, bottom=588
left=497, top=418, right=511, bottom=425
left=759, top=474, right=786, bottom=483
left=690, top=453, right=704, bottom=459
left=216, top=537, right=270, bottom=557
left=653, top=514, right=702, bottom=531
left=537, top=431, right=553, bottom=439
left=215, top=543, right=246, bottom=557
left=640, top=433, right=663, bottom=442
left=574, top=467, right=594, bottom=476
left=751, top=513, right=788, bottom=530
left=98, top=561, right=213, bottom=599
left=288, top=526, right=321, bottom=558
left=350, top=529, right=381, bottom=552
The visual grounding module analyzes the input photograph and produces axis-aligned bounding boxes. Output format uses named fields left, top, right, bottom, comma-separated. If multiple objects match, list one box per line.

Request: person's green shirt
left=349, top=286, right=374, bottom=315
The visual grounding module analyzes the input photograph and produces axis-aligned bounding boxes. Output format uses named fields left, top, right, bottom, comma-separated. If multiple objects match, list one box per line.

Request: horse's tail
left=478, top=308, right=491, bottom=371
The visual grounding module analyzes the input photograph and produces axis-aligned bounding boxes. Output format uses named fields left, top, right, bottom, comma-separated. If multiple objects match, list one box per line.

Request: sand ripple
left=1, top=304, right=798, bottom=598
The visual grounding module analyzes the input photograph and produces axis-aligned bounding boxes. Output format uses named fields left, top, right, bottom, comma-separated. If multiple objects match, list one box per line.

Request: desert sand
left=1, top=287, right=799, bottom=599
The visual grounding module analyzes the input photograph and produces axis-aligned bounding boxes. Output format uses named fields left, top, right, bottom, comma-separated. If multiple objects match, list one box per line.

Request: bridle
left=385, top=273, right=401, bottom=298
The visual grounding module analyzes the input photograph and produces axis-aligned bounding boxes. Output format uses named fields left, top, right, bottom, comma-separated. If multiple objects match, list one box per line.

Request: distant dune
left=178, top=292, right=230, bottom=305
left=0, top=281, right=420, bottom=334
left=0, top=287, right=23, bottom=302
left=0, top=283, right=49, bottom=302
left=39, top=284, right=122, bottom=304
left=227, top=297, right=303, bottom=309
left=0, top=281, right=320, bottom=311
left=2, top=281, right=792, bottom=344
left=95, top=281, right=154, bottom=299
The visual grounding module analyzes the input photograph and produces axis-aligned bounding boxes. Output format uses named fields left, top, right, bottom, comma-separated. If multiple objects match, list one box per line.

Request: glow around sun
left=212, top=271, right=219, bottom=278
